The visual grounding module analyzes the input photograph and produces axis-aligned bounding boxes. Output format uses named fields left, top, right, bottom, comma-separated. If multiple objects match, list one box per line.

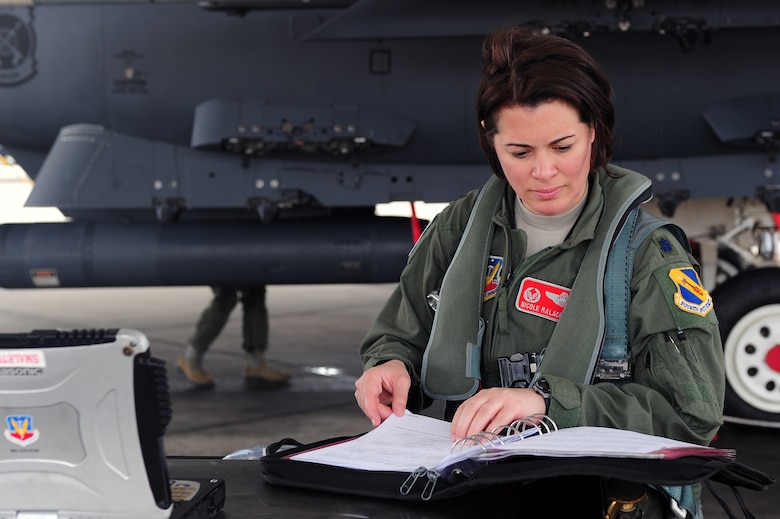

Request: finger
left=450, top=398, right=482, bottom=440
left=376, top=403, right=394, bottom=422
left=365, top=399, right=385, bottom=427
left=390, top=375, right=410, bottom=417
left=484, top=409, right=522, bottom=437
left=354, top=378, right=383, bottom=427
left=465, top=404, right=500, bottom=438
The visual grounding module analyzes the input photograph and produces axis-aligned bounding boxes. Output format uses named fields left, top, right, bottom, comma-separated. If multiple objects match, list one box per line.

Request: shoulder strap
left=420, top=176, right=504, bottom=400
left=597, top=207, right=640, bottom=380
left=531, top=178, right=653, bottom=385
left=598, top=209, right=691, bottom=381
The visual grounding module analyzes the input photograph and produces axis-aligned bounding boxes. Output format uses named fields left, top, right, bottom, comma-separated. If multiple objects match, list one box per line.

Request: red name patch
left=516, top=277, right=570, bottom=322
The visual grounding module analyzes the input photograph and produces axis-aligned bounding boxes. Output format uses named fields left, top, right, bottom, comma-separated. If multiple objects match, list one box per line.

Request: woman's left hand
left=450, top=387, right=546, bottom=441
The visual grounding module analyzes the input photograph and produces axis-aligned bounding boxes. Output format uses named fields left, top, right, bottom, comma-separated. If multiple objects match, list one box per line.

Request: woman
left=354, top=26, right=724, bottom=517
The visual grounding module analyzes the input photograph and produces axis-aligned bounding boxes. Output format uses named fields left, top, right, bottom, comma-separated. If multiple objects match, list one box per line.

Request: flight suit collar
left=491, top=170, right=607, bottom=251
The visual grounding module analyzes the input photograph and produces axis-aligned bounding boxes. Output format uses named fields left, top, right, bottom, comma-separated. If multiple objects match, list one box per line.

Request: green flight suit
left=360, top=167, right=725, bottom=517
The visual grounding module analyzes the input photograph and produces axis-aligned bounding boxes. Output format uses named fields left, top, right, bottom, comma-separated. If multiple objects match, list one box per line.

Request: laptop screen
left=0, top=328, right=172, bottom=518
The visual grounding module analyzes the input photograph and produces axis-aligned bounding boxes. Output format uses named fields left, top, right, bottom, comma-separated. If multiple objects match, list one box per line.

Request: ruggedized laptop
left=0, top=328, right=177, bottom=518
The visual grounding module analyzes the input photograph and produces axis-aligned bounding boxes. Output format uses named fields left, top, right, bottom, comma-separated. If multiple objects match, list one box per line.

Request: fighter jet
left=1, top=0, right=779, bottom=425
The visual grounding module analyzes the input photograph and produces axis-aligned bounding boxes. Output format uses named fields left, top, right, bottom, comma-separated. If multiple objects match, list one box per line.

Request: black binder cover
left=261, top=435, right=773, bottom=502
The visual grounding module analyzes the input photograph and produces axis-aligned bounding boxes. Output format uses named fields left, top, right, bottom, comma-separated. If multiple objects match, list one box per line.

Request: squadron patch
left=516, top=277, right=570, bottom=322
left=483, top=255, right=504, bottom=302
left=668, top=267, right=713, bottom=316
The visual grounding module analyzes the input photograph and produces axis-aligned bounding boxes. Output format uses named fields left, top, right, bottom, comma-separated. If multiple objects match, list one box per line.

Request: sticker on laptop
left=0, top=350, right=46, bottom=376
left=4, top=415, right=40, bottom=447
left=170, top=480, right=201, bottom=502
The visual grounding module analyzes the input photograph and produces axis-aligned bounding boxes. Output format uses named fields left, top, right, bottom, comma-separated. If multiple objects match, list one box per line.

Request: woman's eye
left=555, top=145, right=572, bottom=152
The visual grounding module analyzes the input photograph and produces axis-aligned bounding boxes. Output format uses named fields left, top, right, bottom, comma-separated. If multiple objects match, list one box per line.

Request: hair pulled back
left=477, top=26, right=615, bottom=179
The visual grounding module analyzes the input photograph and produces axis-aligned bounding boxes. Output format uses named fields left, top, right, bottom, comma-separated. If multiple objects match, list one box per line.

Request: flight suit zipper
left=485, top=223, right=549, bottom=379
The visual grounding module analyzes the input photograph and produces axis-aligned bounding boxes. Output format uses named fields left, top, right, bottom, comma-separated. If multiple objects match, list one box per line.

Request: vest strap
left=597, top=209, right=691, bottom=382
left=531, top=176, right=652, bottom=385
left=420, top=176, right=503, bottom=400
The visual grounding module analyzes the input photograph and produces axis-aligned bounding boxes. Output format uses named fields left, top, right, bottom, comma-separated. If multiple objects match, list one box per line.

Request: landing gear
left=712, top=268, right=780, bottom=423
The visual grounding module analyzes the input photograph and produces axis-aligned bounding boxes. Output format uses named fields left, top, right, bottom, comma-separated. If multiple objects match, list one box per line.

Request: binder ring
left=529, top=413, right=558, bottom=433
left=508, top=417, right=543, bottom=436
left=490, top=413, right=559, bottom=438
left=450, top=431, right=504, bottom=453
left=491, top=424, right=523, bottom=437
left=450, top=414, right=559, bottom=453
left=509, top=414, right=558, bottom=434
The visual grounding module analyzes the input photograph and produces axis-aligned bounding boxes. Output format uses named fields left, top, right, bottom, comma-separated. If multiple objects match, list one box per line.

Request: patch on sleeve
left=668, top=267, right=713, bottom=316
left=655, top=236, right=675, bottom=256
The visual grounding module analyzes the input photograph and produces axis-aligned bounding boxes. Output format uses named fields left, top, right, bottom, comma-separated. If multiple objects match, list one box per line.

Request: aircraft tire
left=715, top=246, right=750, bottom=285
left=712, top=268, right=780, bottom=422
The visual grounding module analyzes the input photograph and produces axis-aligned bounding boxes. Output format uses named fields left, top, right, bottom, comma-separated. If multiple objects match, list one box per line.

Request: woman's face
left=492, top=100, right=594, bottom=216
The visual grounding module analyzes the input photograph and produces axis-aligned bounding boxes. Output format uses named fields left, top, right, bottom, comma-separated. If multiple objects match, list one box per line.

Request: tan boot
left=243, top=353, right=291, bottom=389
left=176, top=355, right=215, bottom=389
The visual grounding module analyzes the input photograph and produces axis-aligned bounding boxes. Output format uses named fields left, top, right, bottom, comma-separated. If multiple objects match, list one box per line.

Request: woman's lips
left=533, top=186, right=563, bottom=200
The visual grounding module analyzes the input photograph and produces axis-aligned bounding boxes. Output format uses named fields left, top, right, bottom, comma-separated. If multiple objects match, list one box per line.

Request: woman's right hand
left=354, top=359, right=411, bottom=427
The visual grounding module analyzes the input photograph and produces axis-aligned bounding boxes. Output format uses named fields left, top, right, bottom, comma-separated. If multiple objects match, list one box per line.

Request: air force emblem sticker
left=516, top=277, right=570, bottom=322
left=483, top=255, right=504, bottom=301
left=4, top=415, right=40, bottom=447
left=668, top=267, right=713, bottom=316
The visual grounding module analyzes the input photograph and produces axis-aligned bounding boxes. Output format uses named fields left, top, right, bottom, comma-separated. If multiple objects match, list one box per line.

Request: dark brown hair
left=477, top=26, right=615, bottom=179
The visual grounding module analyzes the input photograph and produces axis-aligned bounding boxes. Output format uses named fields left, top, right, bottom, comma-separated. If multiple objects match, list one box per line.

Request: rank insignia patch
left=483, top=255, right=504, bottom=302
left=668, top=267, right=713, bottom=316
left=516, top=277, right=570, bottom=322
left=658, top=237, right=674, bottom=254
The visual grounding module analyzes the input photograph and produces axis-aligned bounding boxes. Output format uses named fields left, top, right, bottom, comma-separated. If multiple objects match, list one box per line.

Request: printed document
left=287, top=410, right=733, bottom=473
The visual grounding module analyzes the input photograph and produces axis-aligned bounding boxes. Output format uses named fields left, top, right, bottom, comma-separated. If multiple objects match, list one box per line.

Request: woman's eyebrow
left=504, top=134, right=576, bottom=147
left=550, top=134, right=576, bottom=145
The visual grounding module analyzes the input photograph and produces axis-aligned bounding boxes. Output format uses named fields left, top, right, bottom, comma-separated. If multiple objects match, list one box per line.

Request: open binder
left=261, top=411, right=772, bottom=503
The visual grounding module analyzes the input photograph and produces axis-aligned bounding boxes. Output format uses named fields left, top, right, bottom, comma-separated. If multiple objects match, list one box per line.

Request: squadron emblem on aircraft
left=0, top=9, right=36, bottom=86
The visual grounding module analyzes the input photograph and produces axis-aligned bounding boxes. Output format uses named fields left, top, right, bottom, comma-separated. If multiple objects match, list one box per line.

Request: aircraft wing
left=3, top=0, right=780, bottom=427
left=0, top=0, right=356, bottom=7
left=0, top=0, right=779, bottom=288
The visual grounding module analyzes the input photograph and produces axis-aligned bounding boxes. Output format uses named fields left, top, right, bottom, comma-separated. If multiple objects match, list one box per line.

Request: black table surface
left=167, top=456, right=609, bottom=518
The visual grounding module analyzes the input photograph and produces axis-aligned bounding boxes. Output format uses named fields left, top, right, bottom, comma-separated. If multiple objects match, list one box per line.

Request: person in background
left=354, top=26, right=724, bottom=518
left=178, top=285, right=291, bottom=389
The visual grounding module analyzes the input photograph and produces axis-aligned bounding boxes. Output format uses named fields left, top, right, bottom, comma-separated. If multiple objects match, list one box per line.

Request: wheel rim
left=724, top=304, right=780, bottom=413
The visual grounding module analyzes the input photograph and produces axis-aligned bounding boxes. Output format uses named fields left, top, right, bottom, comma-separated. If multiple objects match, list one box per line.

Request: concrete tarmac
left=0, top=284, right=385, bottom=455
left=0, top=284, right=776, bottom=517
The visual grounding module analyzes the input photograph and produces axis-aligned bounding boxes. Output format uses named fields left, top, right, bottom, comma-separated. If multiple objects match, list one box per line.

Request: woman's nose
left=531, top=153, right=556, bottom=179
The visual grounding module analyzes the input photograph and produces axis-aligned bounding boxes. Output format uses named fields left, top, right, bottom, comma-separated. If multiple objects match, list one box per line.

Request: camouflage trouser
left=188, top=285, right=268, bottom=355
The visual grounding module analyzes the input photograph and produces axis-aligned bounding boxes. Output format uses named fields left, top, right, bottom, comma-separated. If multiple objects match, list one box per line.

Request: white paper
left=480, top=425, right=728, bottom=460
left=290, top=411, right=456, bottom=471
left=287, top=411, right=733, bottom=473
